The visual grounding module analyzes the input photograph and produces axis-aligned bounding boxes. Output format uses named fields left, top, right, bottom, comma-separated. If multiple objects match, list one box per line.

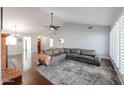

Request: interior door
left=37, top=39, right=41, bottom=53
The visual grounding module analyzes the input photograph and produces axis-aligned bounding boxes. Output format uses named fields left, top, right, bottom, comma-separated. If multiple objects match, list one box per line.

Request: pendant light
left=13, top=25, right=20, bottom=38
left=14, top=25, right=17, bottom=37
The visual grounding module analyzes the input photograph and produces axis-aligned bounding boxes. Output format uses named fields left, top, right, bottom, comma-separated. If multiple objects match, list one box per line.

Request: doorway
left=37, top=38, right=41, bottom=54
left=23, top=37, right=31, bottom=71
left=23, top=37, right=31, bottom=52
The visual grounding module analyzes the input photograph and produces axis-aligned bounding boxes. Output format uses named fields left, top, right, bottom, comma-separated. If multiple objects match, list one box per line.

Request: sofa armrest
left=94, top=55, right=101, bottom=66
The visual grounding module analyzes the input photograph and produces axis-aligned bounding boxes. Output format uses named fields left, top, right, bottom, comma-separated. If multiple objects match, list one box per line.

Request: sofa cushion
left=77, top=55, right=94, bottom=61
left=71, top=49, right=81, bottom=54
left=86, top=50, right=96, bottom=56
left=64, top=48, right=70, bottom=53
left=53, top=49, right=60, bottom=55
left=80, top=49, right=88, bottom=55
left=45, top=49, right=53, bottom=56
left=66, top=53, right=78, bottom=58
left=59, top=48, right=64, bottom=53
left=49, top=53, right=66, bottom=65
left=80, top=49, right=96, bottom=57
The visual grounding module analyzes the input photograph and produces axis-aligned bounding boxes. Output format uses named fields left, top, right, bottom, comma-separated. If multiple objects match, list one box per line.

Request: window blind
left=110, top=15, right=124, bottom=76
left=119, top=16, right=124, bottom=75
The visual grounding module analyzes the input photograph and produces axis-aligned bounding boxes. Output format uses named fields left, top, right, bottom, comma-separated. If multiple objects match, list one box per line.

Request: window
left=119, top=16, right=124, bottom=75
left=6, top=35, right=16, bottom=45
left=110, top=15, right=124, bottom=77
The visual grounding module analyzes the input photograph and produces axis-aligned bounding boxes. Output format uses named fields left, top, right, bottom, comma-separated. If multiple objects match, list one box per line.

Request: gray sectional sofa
left=43, top=48, right=101, bottom=66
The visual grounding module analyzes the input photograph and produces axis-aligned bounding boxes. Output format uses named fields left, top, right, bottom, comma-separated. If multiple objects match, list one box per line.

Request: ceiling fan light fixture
left=44, top=12, right=60, bottom=31
left=50, top=27, right=54, bottom=30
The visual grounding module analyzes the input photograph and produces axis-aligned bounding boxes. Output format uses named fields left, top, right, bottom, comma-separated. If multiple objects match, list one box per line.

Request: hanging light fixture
left=6, top=25, right=17, bottom=44
left=14, top=25, right=17, bottom=37
left=13, top=25, right=20, bottom=38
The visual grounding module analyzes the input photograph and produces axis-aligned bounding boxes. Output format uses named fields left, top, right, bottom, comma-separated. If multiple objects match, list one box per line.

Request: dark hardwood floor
left=101, top=58, right=112, bottom=66
left=3, top=69, right=52, bottom=85
left=3, top=54, right=113, bottom=85
left=22, top=69, right=52, bottom=85
left=3, top=53, right=52, bottom=85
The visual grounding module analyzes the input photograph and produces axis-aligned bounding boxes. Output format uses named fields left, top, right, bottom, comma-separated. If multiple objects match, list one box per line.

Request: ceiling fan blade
left=53, top=27, right=58, bottom=30
left=54, top=26, right=60, bottom=28
left=42, top=13, right=60, bottom=30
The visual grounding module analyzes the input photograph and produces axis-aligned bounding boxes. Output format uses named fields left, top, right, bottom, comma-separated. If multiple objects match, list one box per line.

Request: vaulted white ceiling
left=3, top=7, right=64, bottom=34
left=3, top=7, right=122, bottom=34
left=41, top=7, right=122, bottom=26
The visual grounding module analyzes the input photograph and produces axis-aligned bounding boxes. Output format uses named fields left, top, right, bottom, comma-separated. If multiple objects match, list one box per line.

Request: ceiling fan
left=44, top=13, right=60, bottom=30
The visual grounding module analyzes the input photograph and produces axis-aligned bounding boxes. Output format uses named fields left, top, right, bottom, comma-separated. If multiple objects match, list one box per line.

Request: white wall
left=111, top=8, right=123, bottom=28
left=7, top=33, right=51, bottom=55
left=8, top=34, right=38, bottom=55
left=7, top=23, right=110, bottom=57
left=8, top=36, right=23, bottom=55
left=40, top=36, right=50, bottom=50
left=53, top=23, right=110, bottom=57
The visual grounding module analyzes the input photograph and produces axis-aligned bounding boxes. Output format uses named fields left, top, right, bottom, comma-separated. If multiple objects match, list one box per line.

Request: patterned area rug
left=34, top=59, right=121, bottom=85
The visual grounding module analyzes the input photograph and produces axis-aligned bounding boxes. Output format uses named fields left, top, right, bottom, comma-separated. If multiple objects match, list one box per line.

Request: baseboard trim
left=100, top=56, right=111, bottom=59
left=111, top=60, right=124, bottom=85
left=8, top=51, right=37, bottom=56
left=8, top=53, right=23, bottom=56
